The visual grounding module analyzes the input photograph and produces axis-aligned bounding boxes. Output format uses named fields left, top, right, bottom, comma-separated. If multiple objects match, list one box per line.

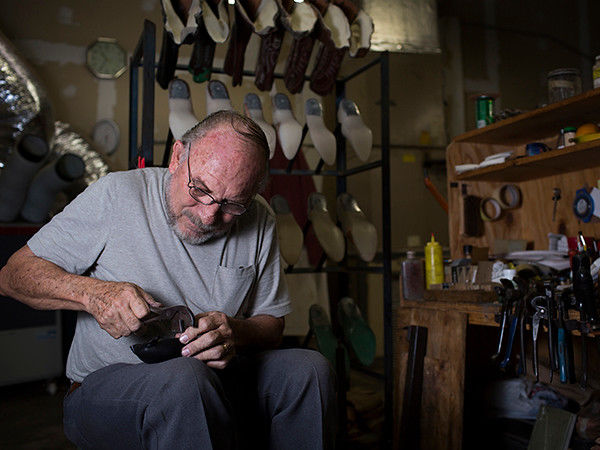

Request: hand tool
left=557, top=290, right=568, bottom=383
left=491, top=281, right=512, bottom=360
left=500, top=277, right=527, bottom=370
left=531, top=295, right=548, bottom=382
left=543, top=280, right=557, bottom=382
left=552, top=188, right=561, bottom=221
left=573, top=232, right=599, bottom=328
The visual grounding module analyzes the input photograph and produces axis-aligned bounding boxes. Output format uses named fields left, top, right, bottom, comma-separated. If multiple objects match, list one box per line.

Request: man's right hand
left=85, top=281, right=162, bottom=339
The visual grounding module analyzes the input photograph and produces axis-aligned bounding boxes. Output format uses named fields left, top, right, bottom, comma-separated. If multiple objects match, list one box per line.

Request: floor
left=0, top=361, right=384, bottom=449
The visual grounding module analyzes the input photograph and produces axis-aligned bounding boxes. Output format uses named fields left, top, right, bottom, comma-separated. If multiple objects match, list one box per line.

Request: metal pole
left=380, top=51, right=393, bottom=449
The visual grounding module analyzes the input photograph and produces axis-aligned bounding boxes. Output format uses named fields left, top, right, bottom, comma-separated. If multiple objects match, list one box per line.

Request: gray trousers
left=63, top=348, right=336, bottom=450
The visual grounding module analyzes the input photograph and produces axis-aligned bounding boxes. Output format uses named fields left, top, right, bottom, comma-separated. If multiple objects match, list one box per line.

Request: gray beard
left=164, top=173, right=231, bottom=245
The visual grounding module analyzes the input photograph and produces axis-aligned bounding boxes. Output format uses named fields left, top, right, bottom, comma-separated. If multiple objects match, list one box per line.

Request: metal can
left=476, top=95, right=494, bottom=129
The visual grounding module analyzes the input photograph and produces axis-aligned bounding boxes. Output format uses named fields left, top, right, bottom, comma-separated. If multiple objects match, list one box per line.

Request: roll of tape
left=494, top=184, right=521, bottom=209
left=480, top=197, right=502, bottom=221
left=573, top=188, right=594, bottom=223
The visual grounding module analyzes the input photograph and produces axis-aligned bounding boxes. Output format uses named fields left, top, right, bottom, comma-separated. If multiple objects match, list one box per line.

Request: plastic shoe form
left=309, top=304, right=350, bottom=374
left=270, top=195, right=303, bottom=266
left=337, top=99, right=372, bottom=162
left=21, top=154, right=86, bottom=223
left=337, top=297, right=376, bottom=366
left=305, top=98, right=336, bottom=166
left=206, top=79, right=233, bottom=116
left=307, top=192, right=345, bottom=262
left=168, top=78, right=199, bottom=140
left=0, top=135, right=49, bottom=222
left=272, top=93, right=303, bottom=160
left=337, top=192, right=377, bottom=262
left=244, top=93, right=277, bottom=159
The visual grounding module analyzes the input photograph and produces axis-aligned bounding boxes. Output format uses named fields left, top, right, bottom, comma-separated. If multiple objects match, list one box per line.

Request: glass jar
left=402, top=251, right=425, bottom=300
left=547, top=68, right=582, bottom=103
left=593, top=56, right=600, bottom=89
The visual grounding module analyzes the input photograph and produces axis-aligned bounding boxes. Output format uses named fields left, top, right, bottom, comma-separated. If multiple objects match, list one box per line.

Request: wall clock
left=86, top=38, right=127, bottom=79
left=92, top=119, right=120, bottom=155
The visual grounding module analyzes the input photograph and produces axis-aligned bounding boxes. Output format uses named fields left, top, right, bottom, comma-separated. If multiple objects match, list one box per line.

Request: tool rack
left=128, top=19, right=394, bottom=448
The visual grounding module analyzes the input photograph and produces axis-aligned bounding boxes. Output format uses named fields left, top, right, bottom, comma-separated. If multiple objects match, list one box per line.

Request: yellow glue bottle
left=425, top=233, right=444, bottom=289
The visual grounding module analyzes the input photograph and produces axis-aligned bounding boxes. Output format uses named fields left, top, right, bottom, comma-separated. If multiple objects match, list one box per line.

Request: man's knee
left=148, top=357, right=222, bottom=403
left=264, top=348, right=335, bottom=389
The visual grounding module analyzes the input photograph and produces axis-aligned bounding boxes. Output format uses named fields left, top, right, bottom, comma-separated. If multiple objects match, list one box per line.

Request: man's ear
left=169, top=140, right=185, bottom=174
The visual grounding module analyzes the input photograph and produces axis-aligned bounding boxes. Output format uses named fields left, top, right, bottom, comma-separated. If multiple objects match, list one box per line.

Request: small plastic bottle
left=425, top=233, right=444, bottom=289
left=402, top=251, right=425, bottom=300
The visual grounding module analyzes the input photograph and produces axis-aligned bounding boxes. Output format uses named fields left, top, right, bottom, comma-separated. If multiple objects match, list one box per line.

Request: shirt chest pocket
left=209, top=264, right=256, bottom=317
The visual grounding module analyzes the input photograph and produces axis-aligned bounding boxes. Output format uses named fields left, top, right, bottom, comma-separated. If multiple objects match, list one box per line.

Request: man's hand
left=178, top=311, right=235, bottom=369
left=85, top=281, right=162, bottom=339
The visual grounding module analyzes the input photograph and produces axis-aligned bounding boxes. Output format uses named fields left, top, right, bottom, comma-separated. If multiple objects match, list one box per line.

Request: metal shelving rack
left=129, top=19, right=393, bottom=448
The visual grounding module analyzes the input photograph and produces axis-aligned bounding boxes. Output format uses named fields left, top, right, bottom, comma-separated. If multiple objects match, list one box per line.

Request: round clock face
left=92, top=119, right=120, bottom=155
left=86, top=38, right=127, bottom=79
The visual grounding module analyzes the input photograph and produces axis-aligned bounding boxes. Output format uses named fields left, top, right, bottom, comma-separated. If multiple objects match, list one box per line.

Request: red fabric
left=262, top=143, right=323, bottom=266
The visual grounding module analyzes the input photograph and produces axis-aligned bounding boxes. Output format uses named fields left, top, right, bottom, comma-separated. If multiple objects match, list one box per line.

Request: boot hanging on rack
left=156, top=0, right=202, bottom=89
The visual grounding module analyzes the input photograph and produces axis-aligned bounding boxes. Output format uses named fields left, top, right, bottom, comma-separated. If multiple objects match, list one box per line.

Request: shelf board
left=454, top=138, right=600, bottom=182
left=453, top=88, right=600, bottom=145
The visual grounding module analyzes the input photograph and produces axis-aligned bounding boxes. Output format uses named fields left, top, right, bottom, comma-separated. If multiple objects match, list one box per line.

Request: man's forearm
left=0, top=245, right=90, bottom=311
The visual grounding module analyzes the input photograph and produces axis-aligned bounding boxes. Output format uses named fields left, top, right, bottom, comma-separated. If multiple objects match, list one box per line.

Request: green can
left=476, top=95, right=494, bottom=129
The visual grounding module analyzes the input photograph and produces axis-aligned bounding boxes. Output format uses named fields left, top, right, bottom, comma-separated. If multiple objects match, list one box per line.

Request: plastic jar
left=401, top=251, right=425, bottom=300
left=547, top=68, right=582, bottom=103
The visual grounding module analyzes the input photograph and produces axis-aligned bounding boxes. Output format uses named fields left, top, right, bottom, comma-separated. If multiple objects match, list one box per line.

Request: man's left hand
left=178, top=311, right=235, bottom=369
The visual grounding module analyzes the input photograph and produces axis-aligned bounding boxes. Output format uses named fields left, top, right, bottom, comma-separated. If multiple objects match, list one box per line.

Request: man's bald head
left=179, top=110, right=269, bottom=192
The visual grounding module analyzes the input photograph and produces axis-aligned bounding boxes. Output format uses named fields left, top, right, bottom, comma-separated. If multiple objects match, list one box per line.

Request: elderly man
left=0, top=110, right=335, bottom=449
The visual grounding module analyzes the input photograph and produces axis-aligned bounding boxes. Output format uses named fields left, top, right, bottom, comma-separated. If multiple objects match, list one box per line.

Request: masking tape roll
left=480, top=197, right=502, bottom=221
left=494, top=184, right=521, bottom=209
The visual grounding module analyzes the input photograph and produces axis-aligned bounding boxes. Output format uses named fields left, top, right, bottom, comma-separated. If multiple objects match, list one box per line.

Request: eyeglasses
left=186, top=149, right=248, bottom=216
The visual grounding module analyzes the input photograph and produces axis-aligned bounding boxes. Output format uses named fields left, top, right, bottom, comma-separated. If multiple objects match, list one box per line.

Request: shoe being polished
left=337, top=192, right=377, bottom=262
left=270, top=195, right=303, bottom=266
left=307, top=192, right=345, bottom=262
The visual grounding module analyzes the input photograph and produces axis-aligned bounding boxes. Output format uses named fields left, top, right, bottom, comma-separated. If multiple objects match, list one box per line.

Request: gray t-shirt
left=28, top=168, right=291, bottom=382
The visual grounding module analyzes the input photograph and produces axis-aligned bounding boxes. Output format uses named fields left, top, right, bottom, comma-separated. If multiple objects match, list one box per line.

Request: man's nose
left=197, top=202, right=221, bottom=225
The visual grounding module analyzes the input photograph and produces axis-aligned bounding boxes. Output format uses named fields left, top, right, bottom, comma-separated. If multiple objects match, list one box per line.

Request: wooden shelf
left=454, top=138, right=600, bottom=182
left=453, top=88, right=600, bottom=146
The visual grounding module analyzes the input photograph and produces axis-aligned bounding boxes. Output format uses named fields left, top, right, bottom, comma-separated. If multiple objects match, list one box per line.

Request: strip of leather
left=283, top=34, right=315, bottom=94
left=309, top=40, right=346, bottom=96
left=223, top=4, right=255, bottom=86
left=189, top=22, right=216, bottom=81
left=254, top=27, right=285, bottom=91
